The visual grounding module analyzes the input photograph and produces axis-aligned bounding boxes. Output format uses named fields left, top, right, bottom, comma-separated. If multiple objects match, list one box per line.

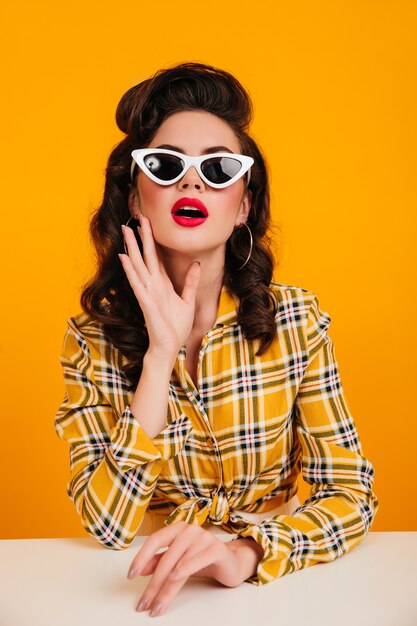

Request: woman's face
left=128, top=110, right=251, bottom=261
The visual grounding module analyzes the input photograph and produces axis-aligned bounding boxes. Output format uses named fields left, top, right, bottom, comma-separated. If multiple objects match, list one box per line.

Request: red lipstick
left=171, top=197, right=209, bottom=228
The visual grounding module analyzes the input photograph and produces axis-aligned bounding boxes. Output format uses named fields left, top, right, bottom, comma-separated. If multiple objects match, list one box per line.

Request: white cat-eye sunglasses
left=130, top=148, right=254, bottom=189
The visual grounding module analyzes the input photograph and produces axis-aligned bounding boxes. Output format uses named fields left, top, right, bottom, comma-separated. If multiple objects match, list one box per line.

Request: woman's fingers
left=132, top=525, right=213, bottom=616
left=135, top=551, right=165, bottom=576
left=158, top=253, right=169, bottom=278
left=181, top=261, right=201, bottom=306
left=128, top=521, right=189, bottom=577
left=121, top=225, right=150, bottom=284
left=128, top=522, right=213, bottom=615
left=118, top=253, right=152, bottom=308
left=138, top=572, right=189, bottom=616
left=136, top=536, right=191, bottom=607
left=139, top=215, right=163, bottom=276
left=174, top=542, right=240, bottom=587
left=122, top=219, right=169, bottom=284
left=169, top=543, right=222, bottom=581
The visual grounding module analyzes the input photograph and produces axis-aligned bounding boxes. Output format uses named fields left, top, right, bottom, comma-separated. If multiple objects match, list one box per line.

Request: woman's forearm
left=129, top=351, right=177, bottom=439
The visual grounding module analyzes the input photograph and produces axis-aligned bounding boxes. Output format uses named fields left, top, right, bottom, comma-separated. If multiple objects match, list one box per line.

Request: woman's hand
left=119, top=216, right=201, bottom=362
left=127, top=521, right=263, bottom=617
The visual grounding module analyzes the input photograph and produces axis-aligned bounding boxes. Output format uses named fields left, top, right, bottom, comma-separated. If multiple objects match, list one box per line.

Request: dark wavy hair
left=80, top=61, right=281, bottom=391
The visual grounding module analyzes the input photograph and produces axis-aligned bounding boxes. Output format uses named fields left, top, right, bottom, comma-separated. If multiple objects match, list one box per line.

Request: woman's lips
left=172, top=214, right=208, bottom=227
left=171, top=197, right=209, bottom=227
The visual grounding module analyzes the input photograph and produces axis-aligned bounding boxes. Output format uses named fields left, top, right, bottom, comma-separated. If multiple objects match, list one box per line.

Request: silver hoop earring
left=123, top=215, right=140, bottom=254
left=236, top=222, right=253, bottom=270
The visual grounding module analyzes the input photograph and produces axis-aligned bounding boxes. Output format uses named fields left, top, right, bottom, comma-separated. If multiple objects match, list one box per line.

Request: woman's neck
left=157, top=246, right=224, bottom=332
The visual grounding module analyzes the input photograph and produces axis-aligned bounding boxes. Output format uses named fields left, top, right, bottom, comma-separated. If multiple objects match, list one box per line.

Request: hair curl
left=80, top=61, right=281, bottom=391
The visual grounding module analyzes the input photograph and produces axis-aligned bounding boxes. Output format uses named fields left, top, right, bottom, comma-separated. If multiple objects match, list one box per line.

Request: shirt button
left=206, top=437, right=215, bottom=447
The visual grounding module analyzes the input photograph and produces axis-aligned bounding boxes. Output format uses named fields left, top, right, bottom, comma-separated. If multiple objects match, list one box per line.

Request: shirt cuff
left=233, top=523, right=289, bottom=586
left=109, top=405, right=193, bottom=472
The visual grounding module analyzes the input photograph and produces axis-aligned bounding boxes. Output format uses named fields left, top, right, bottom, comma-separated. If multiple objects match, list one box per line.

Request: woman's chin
left=156, top=238, right=227, bottom=258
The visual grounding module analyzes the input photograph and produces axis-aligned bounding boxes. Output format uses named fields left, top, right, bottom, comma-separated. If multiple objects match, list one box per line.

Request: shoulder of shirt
left=268, top=282, right=330, bottom=351
left=214, top=281, right=319, bottom=327
left=269, top=280, right=319, bottom=307
left=64, top=310, right=107, bottom=345
left=61, top=310, right=124, bottom=367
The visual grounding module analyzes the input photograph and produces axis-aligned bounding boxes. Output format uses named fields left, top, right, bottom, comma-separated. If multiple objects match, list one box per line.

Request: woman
left=55, top=61, right=379, bottom=617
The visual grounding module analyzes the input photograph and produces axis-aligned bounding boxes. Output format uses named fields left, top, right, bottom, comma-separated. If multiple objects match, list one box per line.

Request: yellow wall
left=1, top=1, right=415, bottom=539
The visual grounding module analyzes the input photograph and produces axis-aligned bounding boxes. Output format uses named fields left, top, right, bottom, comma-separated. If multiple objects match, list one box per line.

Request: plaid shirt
left=54, top=281, right=378, bottom=585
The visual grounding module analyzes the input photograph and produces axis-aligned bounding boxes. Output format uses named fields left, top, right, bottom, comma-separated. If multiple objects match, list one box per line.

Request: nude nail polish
left=136, top=597, right=149, bottom=612
left=150, top=602, right=162, bottom=617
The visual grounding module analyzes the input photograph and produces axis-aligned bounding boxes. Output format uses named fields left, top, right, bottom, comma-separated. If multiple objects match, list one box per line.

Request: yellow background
left=1, top=1, right=415, bottom=539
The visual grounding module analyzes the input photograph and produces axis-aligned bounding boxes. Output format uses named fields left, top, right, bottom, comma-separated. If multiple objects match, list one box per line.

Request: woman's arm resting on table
left=233, top=294, right=379, bottom=585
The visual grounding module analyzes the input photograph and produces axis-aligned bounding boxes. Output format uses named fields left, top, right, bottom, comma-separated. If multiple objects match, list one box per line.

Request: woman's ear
left=128, top=187, right=139, bottom=215
left=237, top=189, right=252, bottom=226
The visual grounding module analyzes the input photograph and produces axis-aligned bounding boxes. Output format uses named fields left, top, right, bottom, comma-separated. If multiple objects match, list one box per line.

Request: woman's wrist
left=143, top=349, right=177, bottom=372
left=228, top=536, right=264, bottom=579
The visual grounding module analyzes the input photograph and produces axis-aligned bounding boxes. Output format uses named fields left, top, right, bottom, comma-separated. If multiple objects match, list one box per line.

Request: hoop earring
left=123, top=215, right=140, bottom=254
left=236, top=222, right=253, bottom=270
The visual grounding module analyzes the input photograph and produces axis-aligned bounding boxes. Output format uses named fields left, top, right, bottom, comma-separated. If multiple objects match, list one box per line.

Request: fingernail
left=127, top=565, right=137, bottom=579
left=150, top=602, right=163, bottom=617
left=121, top=224, right=126, bottom=231
left=136, top=596, right=150, bottom=612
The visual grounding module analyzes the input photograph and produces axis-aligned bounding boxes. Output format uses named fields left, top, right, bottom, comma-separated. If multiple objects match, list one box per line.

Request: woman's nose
left=178, top=166, right=205, bottom=189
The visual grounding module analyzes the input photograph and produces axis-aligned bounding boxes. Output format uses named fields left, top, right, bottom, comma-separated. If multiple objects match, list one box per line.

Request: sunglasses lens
left=144, top=153, right=184, bottom=181
left=201, top=156, right=243, bottom=185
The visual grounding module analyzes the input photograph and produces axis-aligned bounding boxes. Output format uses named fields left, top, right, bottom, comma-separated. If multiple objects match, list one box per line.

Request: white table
left=0, top=532, right=416, bottom=626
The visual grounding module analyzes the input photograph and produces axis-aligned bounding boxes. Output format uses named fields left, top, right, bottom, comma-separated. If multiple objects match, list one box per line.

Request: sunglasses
left=130, top=148, right=254, bottom=189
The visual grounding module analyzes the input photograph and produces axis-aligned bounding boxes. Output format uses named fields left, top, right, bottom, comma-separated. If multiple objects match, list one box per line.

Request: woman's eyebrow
left=155, top=143, right=234, bottom=154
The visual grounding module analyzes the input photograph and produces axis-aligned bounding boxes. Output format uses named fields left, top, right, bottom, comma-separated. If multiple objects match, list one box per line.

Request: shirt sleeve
left=54, top=319, right=193, bottom=549
left=234, top=293, right=379, bottom=585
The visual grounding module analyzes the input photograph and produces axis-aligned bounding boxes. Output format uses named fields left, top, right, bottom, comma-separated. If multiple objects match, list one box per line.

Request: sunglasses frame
left=130, top=148, right=254, bottom=189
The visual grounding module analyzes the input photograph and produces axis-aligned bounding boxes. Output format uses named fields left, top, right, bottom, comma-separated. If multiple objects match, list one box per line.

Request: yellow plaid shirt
left=54, top=281, right=379, bottom=585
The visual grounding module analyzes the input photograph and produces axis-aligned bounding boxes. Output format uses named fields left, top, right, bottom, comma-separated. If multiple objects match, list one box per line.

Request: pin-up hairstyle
left=80, top=62, right=280, bottom=390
